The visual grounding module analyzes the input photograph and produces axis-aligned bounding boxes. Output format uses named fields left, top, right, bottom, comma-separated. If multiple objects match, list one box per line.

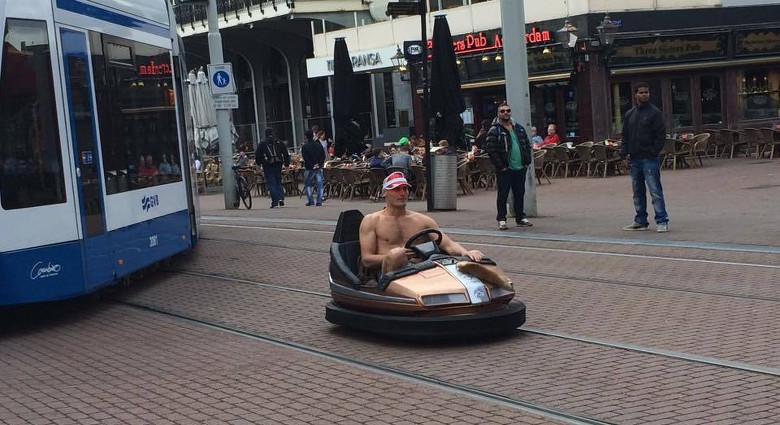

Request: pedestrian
left=620, top=82, right=669, bottom=232
left=255, top=128, right=290, bottom=208
left=301, top=129, right=326, bottom=206
left=474, top=119, right=491, bottom=149
left=484, top=101, right=533, bottom=230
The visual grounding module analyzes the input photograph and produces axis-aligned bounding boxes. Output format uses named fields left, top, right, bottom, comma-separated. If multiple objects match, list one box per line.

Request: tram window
left=90, top=35, right=181, bottom=194
left=0, top=19, right=67, bottom=210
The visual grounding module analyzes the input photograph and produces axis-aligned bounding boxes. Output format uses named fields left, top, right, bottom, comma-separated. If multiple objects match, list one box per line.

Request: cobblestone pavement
left=2, top=157, right=778, bottom=424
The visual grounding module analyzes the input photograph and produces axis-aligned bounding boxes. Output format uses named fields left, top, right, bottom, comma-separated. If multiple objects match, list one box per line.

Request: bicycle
left=232, top=165, right=252, bottom=209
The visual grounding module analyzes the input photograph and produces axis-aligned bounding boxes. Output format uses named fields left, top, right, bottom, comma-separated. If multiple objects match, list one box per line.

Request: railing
left=170, top=0, right=294, bottom=32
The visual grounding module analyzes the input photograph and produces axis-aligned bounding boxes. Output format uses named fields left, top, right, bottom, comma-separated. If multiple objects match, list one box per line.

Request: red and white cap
left=382, top=171, right=411, bottom=190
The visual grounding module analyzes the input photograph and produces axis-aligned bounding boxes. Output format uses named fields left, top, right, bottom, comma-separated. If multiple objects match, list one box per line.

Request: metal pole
left=500, top=0, right=537, bottom=216
left=207, top=0, right=237, bottom=208
left=421, top=1, right=433, bottom=211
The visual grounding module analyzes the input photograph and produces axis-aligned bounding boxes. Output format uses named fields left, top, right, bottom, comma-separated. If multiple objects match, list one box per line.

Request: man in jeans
left=620, top=82, right=669, bottom=232
left=485, top=101, right=533, bottom=230
left=255, top=128, right=290, bottom=208
left=301, top=130, right=326, bottom=206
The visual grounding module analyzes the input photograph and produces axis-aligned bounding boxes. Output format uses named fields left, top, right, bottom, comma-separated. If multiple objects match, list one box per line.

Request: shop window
left=383, top=72, right=396, bottom=128
left=671, top=78, right=692, bottom=128
left=90, top=34, right=181, bottom=194
left=700, top=76, right=722, bottom=125
left=564, top=89, right=579, bottom=137
left=0, top=19, right=66, bottom=210
left=738, top=68, right=780, bottom=121
left=610, top=82, right=632, bottom=134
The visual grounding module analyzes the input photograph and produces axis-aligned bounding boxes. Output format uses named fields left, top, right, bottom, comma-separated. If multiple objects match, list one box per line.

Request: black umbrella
left=429, top=15, right=466, bottom=148
left=332, top=38, right=363, bottom=157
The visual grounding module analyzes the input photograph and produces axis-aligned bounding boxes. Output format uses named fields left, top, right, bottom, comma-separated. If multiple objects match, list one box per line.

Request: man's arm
left=415, top=214, right=484, bottom=262
left=359, top=215, right=385, bottom=269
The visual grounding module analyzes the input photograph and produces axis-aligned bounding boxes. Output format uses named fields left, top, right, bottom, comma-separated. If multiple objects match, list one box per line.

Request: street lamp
left=597, top=13, right=620, bottom=62
left=391, top=45, right=410, bottom=81
left=555, top=19, right=578, bottom=48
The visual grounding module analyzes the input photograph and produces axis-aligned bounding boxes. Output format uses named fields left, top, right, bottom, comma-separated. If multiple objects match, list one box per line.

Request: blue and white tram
left=0, top=0, right=199, bottom=306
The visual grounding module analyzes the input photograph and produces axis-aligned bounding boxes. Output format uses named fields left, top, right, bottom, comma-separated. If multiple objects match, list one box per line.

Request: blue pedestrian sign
left=213, top=71, right=230, bottom=88
left=207, top=63, right=236, bottom=95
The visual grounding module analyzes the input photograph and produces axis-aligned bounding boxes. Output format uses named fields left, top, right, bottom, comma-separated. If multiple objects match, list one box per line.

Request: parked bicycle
left=232, top=165, right=252, bottom=209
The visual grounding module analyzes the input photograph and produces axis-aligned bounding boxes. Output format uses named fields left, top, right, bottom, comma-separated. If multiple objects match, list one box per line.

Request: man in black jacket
left=301, top=132, right=326, bottom=206
left=620, top=82, right=669, bottom=232
left=485, top=101, right=533, bottom=230
left=255, top=128, right=290, bottom=208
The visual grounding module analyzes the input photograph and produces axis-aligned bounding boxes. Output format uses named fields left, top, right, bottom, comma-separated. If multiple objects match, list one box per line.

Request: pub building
left=422, top=5, right=780, bottom=143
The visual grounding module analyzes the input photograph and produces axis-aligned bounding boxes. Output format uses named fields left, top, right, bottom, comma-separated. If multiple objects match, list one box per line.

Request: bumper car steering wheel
left=404, top=228, right=443, bottom=261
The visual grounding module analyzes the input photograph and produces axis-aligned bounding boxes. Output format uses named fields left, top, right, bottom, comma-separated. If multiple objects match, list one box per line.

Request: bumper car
left=326, top=210, right=526, bottom=339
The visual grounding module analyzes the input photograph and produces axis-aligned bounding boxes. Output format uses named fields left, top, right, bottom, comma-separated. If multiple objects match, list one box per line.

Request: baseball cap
left=382, top=171, right=411, bottom=190
left=398, top=137, right=409, bottom=146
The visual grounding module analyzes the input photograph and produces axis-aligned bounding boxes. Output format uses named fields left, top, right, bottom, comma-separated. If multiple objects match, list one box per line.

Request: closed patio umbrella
left=188, top=67, right=218, bottom=154
left=429, top=15, right=466, bottom=148
left=332, top=38, right=363, bottom=157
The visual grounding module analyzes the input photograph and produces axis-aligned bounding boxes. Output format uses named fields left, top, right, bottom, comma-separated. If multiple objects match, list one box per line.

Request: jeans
left=629, top=157, right=668, bottom=225
left=264, top=164, right=283, bottom=206
left=304, top=168, right=324, bottom=205
left=496, top=167, right=527, bottom=222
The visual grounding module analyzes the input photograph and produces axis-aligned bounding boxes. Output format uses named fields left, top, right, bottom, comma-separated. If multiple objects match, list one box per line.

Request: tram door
left=60, top=28, right=112, bottom=289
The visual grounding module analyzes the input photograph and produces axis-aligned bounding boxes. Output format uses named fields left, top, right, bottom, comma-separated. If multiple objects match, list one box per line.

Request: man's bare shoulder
left=360, top=211, right=381, bottom=229
left=405, top=210, right=438, bottom=227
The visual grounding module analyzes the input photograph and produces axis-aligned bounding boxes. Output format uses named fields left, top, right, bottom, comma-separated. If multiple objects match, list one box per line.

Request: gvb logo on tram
left=142, top=195, right=159, bottom=212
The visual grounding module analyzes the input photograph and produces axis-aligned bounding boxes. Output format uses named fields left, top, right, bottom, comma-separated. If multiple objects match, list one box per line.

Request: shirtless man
left=359, top=172, right=484, bottom=275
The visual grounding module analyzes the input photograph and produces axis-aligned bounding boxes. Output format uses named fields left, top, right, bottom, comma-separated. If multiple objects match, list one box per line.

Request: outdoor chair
left=743, top=128, right=764, bottom=158
left=367, top=167, right=386, bottom=202
left=473, top=156, right=496, bottom=189
left=410, top=165, right=426, bottom=201
left=662, top=138, right=688, bottom=170
left=592, top=144, right=622, bottom=178
left=456, top=159, right=474, bottom=195
left=719, top=129, right=748, bottom=158
left=760, top=128, right=780, bottom=159
left=688, top=133, right=711, bottom=167
left=552, top=146, right=580, bottom=178
left=341, top=168, right=370, bottom=201
left=533, top=150, right=551, bottom=184
left=574, top=144, right=597, bottom=177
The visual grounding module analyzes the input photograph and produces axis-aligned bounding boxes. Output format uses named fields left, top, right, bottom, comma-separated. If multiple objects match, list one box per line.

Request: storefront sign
left=307, top=45, right=399, bottom=78
left=736, top=29, right=780, bottom=56
left=426, top=27, right=552, bottom=56
left=609, top=33, right=728, bottom=67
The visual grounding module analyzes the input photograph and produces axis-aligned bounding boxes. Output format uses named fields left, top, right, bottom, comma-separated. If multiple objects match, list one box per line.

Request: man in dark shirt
left=255, top=128, right=290, bottom=208
left=620, top=82, right=669, bottom=232
left=301, top=132, right=326, bottom=206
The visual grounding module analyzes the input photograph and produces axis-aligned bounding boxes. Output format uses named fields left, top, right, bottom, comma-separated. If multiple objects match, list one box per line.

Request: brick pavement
left=0, top=303, right=560, bottom=425
left=201, top=157, right=780, bottom=247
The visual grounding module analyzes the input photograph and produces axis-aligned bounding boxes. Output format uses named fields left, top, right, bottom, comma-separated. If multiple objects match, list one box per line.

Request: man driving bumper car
left=327, top=172, right=525, bottom=339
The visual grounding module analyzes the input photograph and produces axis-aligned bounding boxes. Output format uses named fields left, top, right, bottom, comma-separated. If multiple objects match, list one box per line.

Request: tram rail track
left=166, top=269, right=780, bottom=378
left=118, top=298, right=614, bottom=425
left=198, top=235, right=780, bottom=304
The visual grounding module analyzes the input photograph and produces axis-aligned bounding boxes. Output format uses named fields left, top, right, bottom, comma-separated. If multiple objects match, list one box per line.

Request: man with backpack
left=255, top=128, right=290, bottom=208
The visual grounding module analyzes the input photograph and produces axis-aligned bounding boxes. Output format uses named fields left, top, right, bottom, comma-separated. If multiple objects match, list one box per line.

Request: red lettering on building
left=138, top=60, right=172, bottom=76
left=427, top=28, right=551, bottom=57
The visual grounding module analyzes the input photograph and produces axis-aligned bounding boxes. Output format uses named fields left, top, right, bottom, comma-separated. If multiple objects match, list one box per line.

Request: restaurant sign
left=736, top=29, right=780, bottom=56
left=426, top=27, right=552, bottom=56
left=609, top=33, right=728, bottom=67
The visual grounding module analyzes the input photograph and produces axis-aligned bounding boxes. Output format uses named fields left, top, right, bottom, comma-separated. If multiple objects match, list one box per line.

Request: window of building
left=671, top=77, right=692, bottom=128
left=428, top=0, right=468, bottom=12
left=564, top=89, right=579, bottom=137
left=383, top=72, right=397, bottom=128
left=0, top=19, right=67, bottom=210
left=90, top=34, right=181, bottom=194
left=738, top=67, right=779, bottom=121
left=700, top=75, right=722, bottom=125
left=610, top=82, right=632, bottom=134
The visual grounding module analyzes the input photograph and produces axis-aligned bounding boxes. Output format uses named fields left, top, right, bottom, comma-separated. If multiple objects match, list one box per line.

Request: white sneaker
left=498, top=220, right=508, bottom=230
left=657, top=223, right=668, bottom=233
